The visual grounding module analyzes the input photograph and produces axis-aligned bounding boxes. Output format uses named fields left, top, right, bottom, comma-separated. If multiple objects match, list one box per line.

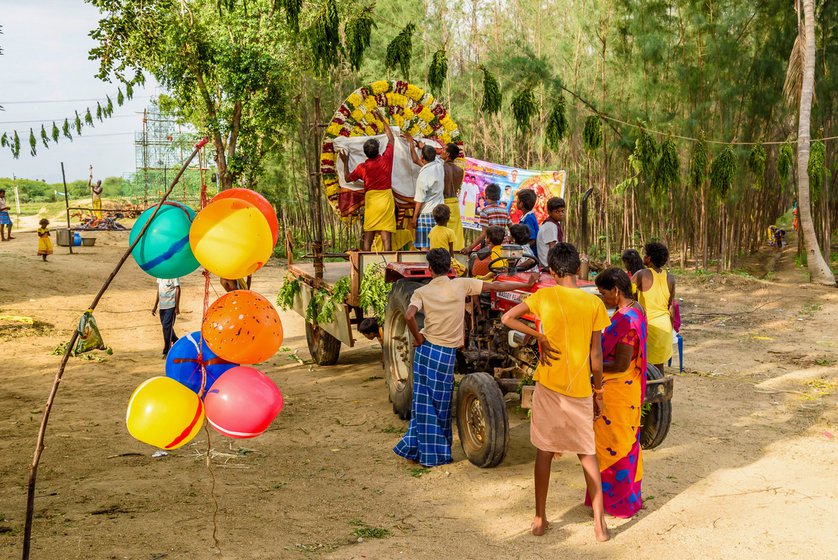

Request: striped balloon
left=130, top=202, right=200, bottom=279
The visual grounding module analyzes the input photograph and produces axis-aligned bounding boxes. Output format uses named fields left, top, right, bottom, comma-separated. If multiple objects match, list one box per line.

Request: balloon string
left=203, top=423, right=221, bottom=550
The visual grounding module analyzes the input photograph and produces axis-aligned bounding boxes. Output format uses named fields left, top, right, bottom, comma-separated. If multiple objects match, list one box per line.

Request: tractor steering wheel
left=488, top=256, right=522, bottom=275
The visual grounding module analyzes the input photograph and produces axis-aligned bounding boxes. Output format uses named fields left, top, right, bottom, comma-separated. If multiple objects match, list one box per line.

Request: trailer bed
left=288, top=262, right=351, bottom=290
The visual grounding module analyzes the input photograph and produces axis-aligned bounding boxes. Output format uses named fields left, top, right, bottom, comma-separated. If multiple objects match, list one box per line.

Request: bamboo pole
left=61, top=164, right=73, bottom=255
left=22, top=139, right=208, bottom=560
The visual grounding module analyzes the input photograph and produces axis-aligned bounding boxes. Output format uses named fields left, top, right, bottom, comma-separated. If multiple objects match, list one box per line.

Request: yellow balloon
left=189, top=198, right=273, bottom=279
left=126, top=376, right=205, bottom=449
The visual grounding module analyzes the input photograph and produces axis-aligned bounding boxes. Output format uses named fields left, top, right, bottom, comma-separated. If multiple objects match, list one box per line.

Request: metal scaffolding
left=132, top=101, right=211, bottom=207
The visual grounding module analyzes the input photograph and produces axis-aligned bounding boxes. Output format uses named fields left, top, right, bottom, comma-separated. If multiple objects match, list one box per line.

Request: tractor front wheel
left=456, top=372, right=509, bottom=468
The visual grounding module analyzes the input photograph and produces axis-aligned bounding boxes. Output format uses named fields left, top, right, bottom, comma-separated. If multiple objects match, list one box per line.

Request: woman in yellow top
left=36, top=218, right=53, bottom=262
left=503, top=242, right=612, bottom=542
left=634, top=242, right=675, bottom=372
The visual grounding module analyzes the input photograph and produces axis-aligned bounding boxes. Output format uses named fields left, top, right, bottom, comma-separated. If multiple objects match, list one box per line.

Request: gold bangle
left=592, top=387, right=604, bottom=394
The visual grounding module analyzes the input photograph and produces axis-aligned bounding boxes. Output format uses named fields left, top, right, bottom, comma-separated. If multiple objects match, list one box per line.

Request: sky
left=0, top=0, right=159, bottom=183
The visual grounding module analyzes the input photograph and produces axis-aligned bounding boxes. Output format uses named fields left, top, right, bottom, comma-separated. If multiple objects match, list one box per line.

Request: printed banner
left=459, top=158, right=566, bottom=230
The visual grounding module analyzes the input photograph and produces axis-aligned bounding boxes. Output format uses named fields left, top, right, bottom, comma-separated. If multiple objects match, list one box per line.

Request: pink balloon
left=204, top=366, right=283, bottom=438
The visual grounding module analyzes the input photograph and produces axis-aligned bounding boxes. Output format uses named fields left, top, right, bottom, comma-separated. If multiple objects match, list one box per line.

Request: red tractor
left=382, top=248, right=673, bottom=467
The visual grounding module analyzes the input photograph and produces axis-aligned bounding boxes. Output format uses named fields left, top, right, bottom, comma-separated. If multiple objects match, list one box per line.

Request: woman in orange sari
left=590, top=267, right=647, bottom=518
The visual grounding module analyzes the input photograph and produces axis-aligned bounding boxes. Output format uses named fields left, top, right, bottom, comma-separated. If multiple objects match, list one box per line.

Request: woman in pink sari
left=590, top=267, right=647, bottom=518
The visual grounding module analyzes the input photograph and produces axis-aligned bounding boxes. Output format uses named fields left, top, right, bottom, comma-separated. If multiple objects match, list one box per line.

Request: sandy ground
left=0, top=230, right=836, bottom=560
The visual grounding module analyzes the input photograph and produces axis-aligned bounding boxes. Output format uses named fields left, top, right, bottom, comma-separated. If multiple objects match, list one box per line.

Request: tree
left=87, top=0, right=301, bottom=188
left=795, top=0, right=835, bottom=285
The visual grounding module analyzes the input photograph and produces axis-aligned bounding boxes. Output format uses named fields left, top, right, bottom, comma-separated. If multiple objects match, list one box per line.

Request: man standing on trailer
left=394, top=249, right=537, bottom=467
left=440, top=143, right=465, bottom=251
left=404, top=133, right=445, bottom=250
left=88, top=165, right=103, bottom=220
left=339, top=108, right=396, bottom=251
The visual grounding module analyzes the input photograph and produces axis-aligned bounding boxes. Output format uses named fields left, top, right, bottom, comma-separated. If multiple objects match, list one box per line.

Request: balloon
left=130, top=202, right=201, bottom=279
left=204, top=366, right=283, bottom=438
left=165, top=332, right=238, bottom=395
left=212, top=188, right=279, bottom=246
left=126, top=377, right=205, bottom=449
left=189, top=198, right=273, bottom=279
left=202, top=290, right=283, bottom=364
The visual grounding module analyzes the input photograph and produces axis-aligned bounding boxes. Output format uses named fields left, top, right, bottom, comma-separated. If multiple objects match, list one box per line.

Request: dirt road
left=0, top=232, right=836, bottom=559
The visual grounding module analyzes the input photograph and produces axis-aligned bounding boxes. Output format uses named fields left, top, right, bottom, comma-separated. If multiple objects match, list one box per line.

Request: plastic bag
left=74, top=311, right=106, bottom=354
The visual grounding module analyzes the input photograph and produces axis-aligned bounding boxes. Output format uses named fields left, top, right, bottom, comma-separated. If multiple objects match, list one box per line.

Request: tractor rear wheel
left=305, top=322, right=341, bottom=365
left=456, top=372, right=509, bottom=468
left=640, top=364, right=672, bottom=449
left=383, top=280, right=424, bottom=420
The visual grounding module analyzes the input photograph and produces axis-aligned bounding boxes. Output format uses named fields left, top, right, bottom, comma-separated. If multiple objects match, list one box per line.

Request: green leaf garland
left=345, top=8, right=375, bottom=71
left=654, top=137, right=680, bottom=192
left=480, top=65, right=501, bottom=115
left=544, top=95, right=567, bottom=150
left=511, top=86, right=537, bottom=133
left=777, top=142, right=794, bottom=184
left=637, top=128, right=658, bottom=180
left=583, top=115, right=603, bottom=152
left=12, top=131, right=20, bottom=158
left=689, top=136, right=708, bottom=190
left=747, top=142, right=766, bottom=190
left=807, top=140, right=827, bottom=201
left=428, top=49, right=448, bottom=95
left=40, top=124, right=50, bottom=148
left=710, top=145, right=737, bottom=197
left=62, top=118, right=72, bottom=141
left=51, top=121, right=60, bottom=143
left=29, top=128, right=37, bottom=156
left=385, top=23, right=415, bottom=79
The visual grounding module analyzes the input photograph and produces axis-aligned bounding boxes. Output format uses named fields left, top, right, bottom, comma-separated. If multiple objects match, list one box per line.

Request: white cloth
left=414, top=159, right=445, bottom=214
left=521, top=245, right=538, bottom=271
left=157, top=278, right=180, bottom=310
left=536, top=221, right=559, bottom=268
left=333, top=128, right=441, bottom=203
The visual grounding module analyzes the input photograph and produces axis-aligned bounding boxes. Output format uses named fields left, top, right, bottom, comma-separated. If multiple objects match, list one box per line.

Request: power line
left=0, top=95, right=151, bottom=105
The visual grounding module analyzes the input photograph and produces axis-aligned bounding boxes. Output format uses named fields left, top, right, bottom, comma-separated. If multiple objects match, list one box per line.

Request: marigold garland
left=320, top=80, right=463, bottom=221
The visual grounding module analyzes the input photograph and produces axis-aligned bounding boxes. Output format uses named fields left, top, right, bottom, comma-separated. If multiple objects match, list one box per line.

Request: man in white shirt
left=152, top=277, right=181, bottom=356
left=405, top=135, right=445, bottom=249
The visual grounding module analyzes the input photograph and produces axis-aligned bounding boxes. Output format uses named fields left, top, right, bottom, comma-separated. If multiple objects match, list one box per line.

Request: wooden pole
left=61, top=163, right=73, bottom=255
left=22, top=140, right=208, bottom=560
left=311, top=96, right=325, bottom=283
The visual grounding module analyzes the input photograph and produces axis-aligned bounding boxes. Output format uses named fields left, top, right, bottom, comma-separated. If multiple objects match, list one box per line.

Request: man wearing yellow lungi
left=441, top=143, right=465, bottom=251
left=339, top=108, right=397, bottom=251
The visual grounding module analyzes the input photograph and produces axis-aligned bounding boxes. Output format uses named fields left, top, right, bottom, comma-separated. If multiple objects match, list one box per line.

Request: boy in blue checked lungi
left=394, top=249, right=537, bottom=467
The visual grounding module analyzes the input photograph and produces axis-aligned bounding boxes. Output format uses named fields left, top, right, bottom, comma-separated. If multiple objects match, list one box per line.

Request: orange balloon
left=212, top=188, right=279, bottom=246
left=202, top=290, right=283, bottom=364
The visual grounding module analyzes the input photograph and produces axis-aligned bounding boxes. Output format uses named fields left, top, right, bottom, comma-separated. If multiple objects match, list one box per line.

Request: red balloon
left=204, top=366, right=284, bottom=438
left=212, top=188, right=279, bottom=246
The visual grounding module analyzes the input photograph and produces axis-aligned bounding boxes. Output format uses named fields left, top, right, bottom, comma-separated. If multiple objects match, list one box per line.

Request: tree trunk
left=796, top=0, right=835, bottom=285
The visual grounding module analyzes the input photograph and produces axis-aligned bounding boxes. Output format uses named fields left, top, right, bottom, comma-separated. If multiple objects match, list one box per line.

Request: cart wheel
left=383, top=280, right=424, bottom=420
left=305, top=322, right=341, bottom=365
left=640, top=364, right=672, bottom=449
left=456, top=372, right=509, bottom=468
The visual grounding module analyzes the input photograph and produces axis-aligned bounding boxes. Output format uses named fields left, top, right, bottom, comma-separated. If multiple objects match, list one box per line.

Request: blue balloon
left=165, top=331, right=238, bottom=395
left=130, top=202, right=201, bottom=279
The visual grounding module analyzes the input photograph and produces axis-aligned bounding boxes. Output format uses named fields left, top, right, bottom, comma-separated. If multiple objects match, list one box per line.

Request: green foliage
left=39, top=125, right=50, bottom=148
left=308, top=0, right=341, bottom=74
left=28, top=128, right=36, bottom=156
left=62, top=119, right=72, bottom=141
left=511, top=86, right=537, bottom=133
left=689, top=137, right=708, bottom=190
left=359, top=263, right=391, bottom=322
left=710, top=146, right=737, bottom=197
left=96, top=102, right=103, bottom=121
left=73, top=111, right=82, bottom=135
left=51, top=122, right=60, bottom=143
left=316, top=276, right=351, bottom=324
left=807, top=141, right=827, bottom=202
left=778, top=142, right=794, bottom=184
left=544, top=95, right=567, bottom=150
left=117, top=88, right=125, bottom=106
left=654, top=137, right=680, bottom=192
left=636, top=128, right=658, bottom=180
left=0, top=133, right=6, bottom=148
left=84, top=108, right=94, bottom=126
left=747, top=143, right=767, bottom=189
left=345, top=8, right=376, bottom=71
left=276, top=276, right=301, bottom=310
left=11, top=131, right=20, bottom=158
left=480, top=65, right=502, bottom=115
left=385, top=23, right=415, bottom=79
left=278, top=0, right=303, bottom=33
left=306, top=288, right=326, bottom=323
left=583, top=115, right=603, bottom=152
left=427, top=49, right=447, bottom=95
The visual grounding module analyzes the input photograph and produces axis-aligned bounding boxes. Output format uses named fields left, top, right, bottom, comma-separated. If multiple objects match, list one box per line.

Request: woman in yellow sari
left=635, top=242, right=675, bottom=372
left=591, top=267, right=647, bottom=518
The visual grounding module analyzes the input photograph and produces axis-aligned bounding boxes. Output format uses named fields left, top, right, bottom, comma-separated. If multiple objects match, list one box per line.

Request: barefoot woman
left=593, top=267, right=647, bottom=518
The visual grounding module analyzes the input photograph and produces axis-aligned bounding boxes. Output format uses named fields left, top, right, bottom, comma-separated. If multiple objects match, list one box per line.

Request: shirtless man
left=439, top=143, right=465, bottom=251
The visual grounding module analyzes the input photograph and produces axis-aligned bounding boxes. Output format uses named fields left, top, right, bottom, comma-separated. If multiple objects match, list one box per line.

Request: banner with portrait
left=458, top=158, right=566, bottom=230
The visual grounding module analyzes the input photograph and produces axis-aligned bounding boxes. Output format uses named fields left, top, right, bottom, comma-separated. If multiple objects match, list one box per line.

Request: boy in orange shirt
left=502, top=242, right=611, bottom=542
